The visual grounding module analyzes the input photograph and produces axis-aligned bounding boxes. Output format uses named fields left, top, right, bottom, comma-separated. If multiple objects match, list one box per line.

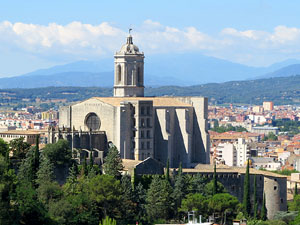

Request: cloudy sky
left=1, top=0, right=300, bottom=76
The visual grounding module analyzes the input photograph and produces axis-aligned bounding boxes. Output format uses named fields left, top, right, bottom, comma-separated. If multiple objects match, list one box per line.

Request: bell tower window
left=117, top=65, right=121, bottom=83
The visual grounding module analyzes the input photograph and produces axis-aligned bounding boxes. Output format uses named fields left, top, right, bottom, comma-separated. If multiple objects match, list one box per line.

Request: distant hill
left=0, top=71, right=187, bottom=88
left=1, top=53, right=300, bottom=88
left=1, top=75, right=299, bottom=105
left=259, top=64, right=300, bottom=79
left=4, top=53, right=299, bottom=89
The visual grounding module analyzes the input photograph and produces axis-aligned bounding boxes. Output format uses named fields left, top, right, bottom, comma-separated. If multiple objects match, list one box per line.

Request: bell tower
left=113, top=32, right=144, bottom=97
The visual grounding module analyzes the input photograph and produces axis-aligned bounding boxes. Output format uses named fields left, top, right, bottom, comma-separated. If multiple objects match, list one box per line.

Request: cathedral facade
left=54, top=34, right=210, bottom=167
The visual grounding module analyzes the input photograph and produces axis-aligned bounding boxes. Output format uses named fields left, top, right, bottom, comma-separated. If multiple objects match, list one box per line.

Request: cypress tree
left=253, top=175, right=257, bottom=219
left=131, top=167, right=137, bottom=190
left=89, top=151, right=94, bottom=172
left=243, top=159, right=251, bottom=217
left=261, top=192, right=267, bottom=221
left=102, top=145, right=124, bottom=178
left=81, top=156, right=87, bottom=176
left=294, top=183, right=298, bottom=198
left=178, top=162, right=182, bottom=176
left=34, top=135, right=40, bottom=173
left=213, top=163, right=217, bottom=195
left=165, top=159, right=170, bottom=181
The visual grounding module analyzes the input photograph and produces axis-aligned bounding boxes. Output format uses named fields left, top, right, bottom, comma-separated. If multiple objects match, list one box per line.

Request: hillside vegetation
left=0, top=75, right=299, bottom=105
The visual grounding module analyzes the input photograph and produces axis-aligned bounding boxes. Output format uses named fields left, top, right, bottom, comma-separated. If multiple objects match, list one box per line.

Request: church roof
left=92, top=97, right=192, bottom=107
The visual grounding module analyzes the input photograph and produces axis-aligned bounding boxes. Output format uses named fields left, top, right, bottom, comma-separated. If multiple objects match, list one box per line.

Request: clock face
left=85, top=113, right=100, bottom=131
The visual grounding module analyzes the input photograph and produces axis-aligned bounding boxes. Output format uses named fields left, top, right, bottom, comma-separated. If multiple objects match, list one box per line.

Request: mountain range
left=1, top=53, right=300, bottom=88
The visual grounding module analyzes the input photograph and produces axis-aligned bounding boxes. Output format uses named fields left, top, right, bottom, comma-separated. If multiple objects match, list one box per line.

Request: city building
left=0, top=130, right=43, bottom=145
left=235, top=138, right=250, bottom=167
left=50, top=34, right=210, bottom=168
left=215, top=142, right=236, bottom=166
left=263, top=101, right=274, bottom=111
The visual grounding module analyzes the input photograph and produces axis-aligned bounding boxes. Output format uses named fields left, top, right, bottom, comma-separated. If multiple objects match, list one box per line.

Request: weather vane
left=129, top=28, right=132, bottom=35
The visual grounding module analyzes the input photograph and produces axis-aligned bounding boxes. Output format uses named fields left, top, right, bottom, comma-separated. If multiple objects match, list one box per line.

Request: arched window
left=117, top=65, right=121, bottom=83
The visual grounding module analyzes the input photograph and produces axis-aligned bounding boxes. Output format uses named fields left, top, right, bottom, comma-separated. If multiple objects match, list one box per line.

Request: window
left=141, top=131, right=144, bottom=138
left=146, top=106, right=150, bottom=115
left=147, top=141, right=150, bottom=149
left=141, top=153, right=144, bottom=160
left=147, top=152, right=150, bottom=157
left=117, top=65, right=121, bottom=82
left=132, top=118, right=136, bottom=126
left=146, top=130, right=150, bottom=138
left=132, top=141, right=135, bottom=149
left=132, top=131, right=136, bottom=137
left=274, top=186, right=277, bottom=190
left=147, top=118, right=151, bottom=127
left=141, top=106, right=145, bottom=115
left=141, top=118, right=145, bottom=127
left=141, top=142, right=144, bottom=149
left=85, top=113, right=100, bottom=131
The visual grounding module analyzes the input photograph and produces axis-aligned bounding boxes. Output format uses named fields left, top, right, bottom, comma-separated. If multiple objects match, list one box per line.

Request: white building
left=215, top=142, right=236, bottom=166
left=235, top=138, right=250, bottom=167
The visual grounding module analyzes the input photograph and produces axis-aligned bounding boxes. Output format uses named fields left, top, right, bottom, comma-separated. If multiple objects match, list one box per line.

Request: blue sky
left=1, top=0, right=300, bottom=76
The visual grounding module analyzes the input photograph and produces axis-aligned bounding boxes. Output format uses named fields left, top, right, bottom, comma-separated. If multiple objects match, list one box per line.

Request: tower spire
left=127, top=28, right=133, bottom=44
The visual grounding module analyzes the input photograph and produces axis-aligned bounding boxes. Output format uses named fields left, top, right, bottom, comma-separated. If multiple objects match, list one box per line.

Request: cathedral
left=50, top=34, right=210, bottom=167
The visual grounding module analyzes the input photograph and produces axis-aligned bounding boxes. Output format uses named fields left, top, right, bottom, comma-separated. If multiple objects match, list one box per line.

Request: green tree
left=261, top=193, right=267, bottom=221
left=134, top=182, right=147, bottom=223
left=18, top=148, right=36, bottom=183
left=289, top=194, right=300, bottom=211
left=87, top=175, right=123, bottom=220
left=146, top=175, right=173, bottom=221
left=204, top=180, right=226, bottom=196
left=208, top=193, right=239, bottom=224
left=42, top=139, right=72, bottom=166
left=0, top=155, right=16, bottom=225
left=253, top=174, right=258, bottom=219
left=33, top=135, right=40, bottom=184
left=15, top=180, right=51, bottom=224
left=213, top=163, right=217, bottom=195
left=102, top=145, right=123, bottom=178
left=243, top=159, right=251, bottom=217
left=80, top=156, right=88, bottom=177
left=64, top=163, right=79, bottom=195
left=180, top=193, right=207, bottom=217
left=263, top=132, right=278, bottom=141
left=0, top=139, right=9, bottom=158
left=120, top=175, right=136, bottom=224
left=49, top=187, right=98, bottom=225
left=178, top=162, right=182, bottom=176
left=165, top=158, right=170, bottom=181
left=294, top=183, right=298, bottom=197
left=172, top=173, right=186, bottom=216
left=36, top=155, right=62, bottom=207
left=131, top=168, right=137, bottom=190
left=88, top=151, right=94, bottom=173
left=9, top=137, right=30, bottom=159
left=187, top=173, right=207, bottom=194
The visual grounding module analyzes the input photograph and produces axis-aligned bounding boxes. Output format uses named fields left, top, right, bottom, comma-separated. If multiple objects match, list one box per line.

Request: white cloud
left=1, top=20, right=300, bottom=66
